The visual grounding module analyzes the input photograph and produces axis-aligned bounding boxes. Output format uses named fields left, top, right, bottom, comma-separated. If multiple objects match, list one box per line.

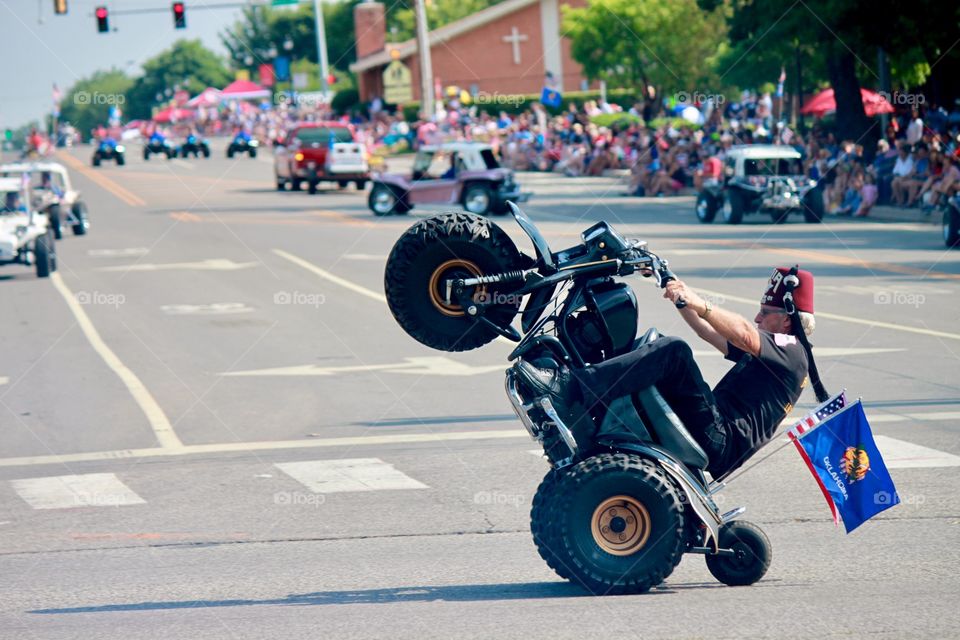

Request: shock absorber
left=447, top=270, right=527, bottom=306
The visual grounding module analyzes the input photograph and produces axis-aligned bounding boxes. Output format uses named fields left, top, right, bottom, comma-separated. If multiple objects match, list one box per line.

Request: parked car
left=227, top=133, right=259, bottom=159
left=0, top=162, right=89, bottom=239
left=177, top=134, right=210, bottom=159
left=143, top=133, right=175, bottom=161
left=696, top=145, right=823, bottom=224
left=274, top=123, right=369, bottom=194
left=368, top=142, right=530, bottom=216
left=0, top=176, right=56, bottom=278
left=92, top=138, right=125, bottom=167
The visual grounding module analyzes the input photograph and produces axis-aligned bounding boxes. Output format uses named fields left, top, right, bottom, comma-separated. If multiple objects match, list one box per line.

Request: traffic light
left=95, top=6, right=108, bottom=33
left=172, top=2, right=186, bottom=29
left=53, top=0, right=67, bottom=15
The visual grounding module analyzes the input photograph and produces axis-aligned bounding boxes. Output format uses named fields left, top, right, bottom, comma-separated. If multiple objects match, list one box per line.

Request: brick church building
left=350, top=0, right=593, bottom=103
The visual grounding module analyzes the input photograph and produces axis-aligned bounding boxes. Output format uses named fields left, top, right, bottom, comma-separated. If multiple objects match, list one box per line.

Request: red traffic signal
left=172, top=2, right=186, bottom=29
left=326, top=73, right=336, bottom=86
left=95, top=6, right=108, bottom=32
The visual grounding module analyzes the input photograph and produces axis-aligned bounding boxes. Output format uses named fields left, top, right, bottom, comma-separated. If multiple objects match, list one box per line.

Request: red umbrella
left=153, top=107, right=196, bottom=123
left=221, top=79, right=270, bottom=100
left=801, top=88, right=894, bottom=117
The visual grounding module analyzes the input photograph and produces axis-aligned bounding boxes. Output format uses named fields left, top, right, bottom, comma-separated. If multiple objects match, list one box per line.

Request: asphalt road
left=1, top=139, right=959, bottom=639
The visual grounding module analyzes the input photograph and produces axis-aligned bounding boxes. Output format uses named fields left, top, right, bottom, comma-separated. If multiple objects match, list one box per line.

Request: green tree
left=563, top=0, right=727, bottom=97
left=125, top=40, right=231, bottom=120
left=712, top=0, right=960, bottom=149
left=58, top=69, right=133, bottom=138
left=388, top=0, right=504, bottom=41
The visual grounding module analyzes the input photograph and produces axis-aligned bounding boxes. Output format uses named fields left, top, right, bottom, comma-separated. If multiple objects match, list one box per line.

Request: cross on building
left=502, top=26, right=529, bottom=65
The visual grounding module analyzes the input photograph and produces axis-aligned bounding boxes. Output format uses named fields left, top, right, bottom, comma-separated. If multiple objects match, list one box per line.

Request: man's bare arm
left=664, top=280, right=762, bottom=356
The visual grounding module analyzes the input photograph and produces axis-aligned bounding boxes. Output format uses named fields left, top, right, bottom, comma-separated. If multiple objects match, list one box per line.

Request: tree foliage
left=387, top=0, right=503, bottom=41
left=58, top=69, right=133, bottom=137
left=563, top=0, right=727, bottom=94
left=125, top=40, right=231, bottom=120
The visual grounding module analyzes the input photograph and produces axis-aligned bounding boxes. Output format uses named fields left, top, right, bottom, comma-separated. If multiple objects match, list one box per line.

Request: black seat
left=636, top=387, right=709, bottom=470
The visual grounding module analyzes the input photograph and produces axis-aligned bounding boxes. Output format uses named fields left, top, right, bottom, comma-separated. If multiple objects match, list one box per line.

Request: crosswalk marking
left=11, top=473, right=145, bottom=509
left=275, top=458, right=428, bottom=494
left=874, top=436, right=960, bottom=469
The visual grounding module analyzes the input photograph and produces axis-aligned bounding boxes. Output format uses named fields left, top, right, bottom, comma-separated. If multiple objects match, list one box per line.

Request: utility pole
left=414, top=0, right=434, bottom=118
left=313, top=0, right=330, bottom=98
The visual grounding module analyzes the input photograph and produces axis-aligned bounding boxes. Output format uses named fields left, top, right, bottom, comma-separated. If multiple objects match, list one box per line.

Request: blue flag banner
left=791, top=399, right=899, bottom=533
left=540, top=87, right=562, bottom=109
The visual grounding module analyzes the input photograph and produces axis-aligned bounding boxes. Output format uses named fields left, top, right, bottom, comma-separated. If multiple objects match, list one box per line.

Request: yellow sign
left=235, top=69, right=250, bottom=82
left=382, top=60, right=413, bottom=104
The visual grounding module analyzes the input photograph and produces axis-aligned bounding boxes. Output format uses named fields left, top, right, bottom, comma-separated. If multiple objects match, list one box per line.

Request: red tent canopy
left=221, top=79, right=270, bottom=100
left=801, top=88, right=894, bottom=117
left=186, top=87, right=222, bottom=107
left=153, top=107, right=196, bottom=123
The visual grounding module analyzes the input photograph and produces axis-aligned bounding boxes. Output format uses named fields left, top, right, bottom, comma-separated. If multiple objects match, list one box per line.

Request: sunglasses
left=758, top=307, right=789, bottom=317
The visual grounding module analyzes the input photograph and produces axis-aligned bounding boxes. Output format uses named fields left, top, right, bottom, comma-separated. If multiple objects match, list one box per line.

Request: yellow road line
left=56, top=152, right=146, bottom=207
left=310, top=209, right=379, bottom=228
left=50, top=273, right=183, bottom=449
left=698, top=287, right=960, bottom=342
left=273, top=248, right=387, bottom=303
left=0, top=430, right=526, bottom=468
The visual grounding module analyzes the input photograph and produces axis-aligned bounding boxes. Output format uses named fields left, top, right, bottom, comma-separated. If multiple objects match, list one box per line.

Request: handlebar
left=622, top=248, right=686, bottom=309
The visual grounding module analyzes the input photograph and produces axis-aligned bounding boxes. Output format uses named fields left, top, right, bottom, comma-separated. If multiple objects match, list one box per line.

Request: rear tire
left=116, top=154, right=125, bottom=166
left=384, top=212, right=523, bottom=351
left=227, top=149, right=234, bottom=159
left=462, top=184, right=494, bottom=215
left=944, top=206, right=960, bottom=248
left=291, top=178, right=302, bottom=192
left=249, top=149, right=257, bottom=158
left=722, top=190, right=745, bottom=224
left=308, top=181, right=318, bottom=195
left=72, top=202, right=89, bottom=235
left=48, top=205, right=63, bottom=240
left=546, top=453, right=686, bottom=594
left=356, top=180, right=367, bottom=191
left=802, top=187, right=825, bottom=223
left=92, top=155, right=101, bottom=167
left=35, top=229, right=56, bottom=278
left=696, top=191, right=718, bottom=223
left=706, top=520, right=772, bottom=586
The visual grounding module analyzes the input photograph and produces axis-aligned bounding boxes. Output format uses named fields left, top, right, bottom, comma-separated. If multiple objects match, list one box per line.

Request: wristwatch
left=699, top=300, right=712, bottom=319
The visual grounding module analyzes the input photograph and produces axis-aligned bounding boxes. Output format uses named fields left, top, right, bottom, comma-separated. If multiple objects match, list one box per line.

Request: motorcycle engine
left=566, top=281, right=638, bottom=364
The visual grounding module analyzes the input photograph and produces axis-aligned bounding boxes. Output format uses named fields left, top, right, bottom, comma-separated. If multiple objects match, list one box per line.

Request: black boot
left=514, top=360, right=586, bottom=435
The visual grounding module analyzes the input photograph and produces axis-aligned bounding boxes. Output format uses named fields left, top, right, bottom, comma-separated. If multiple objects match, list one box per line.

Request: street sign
left=382, top=60, right=413, bottom=104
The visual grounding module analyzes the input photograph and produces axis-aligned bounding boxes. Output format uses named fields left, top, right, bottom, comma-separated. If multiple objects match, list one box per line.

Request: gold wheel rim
left=427, top=259, right=483, bottom=317
left=591, top=495, right=651, bottom=556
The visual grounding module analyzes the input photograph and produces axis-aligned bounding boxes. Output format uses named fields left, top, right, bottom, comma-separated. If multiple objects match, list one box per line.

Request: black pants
left=574, top=336, right=731, bottom=474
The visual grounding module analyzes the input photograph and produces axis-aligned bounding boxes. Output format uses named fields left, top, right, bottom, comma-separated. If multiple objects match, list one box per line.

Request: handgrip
left=658, top=267, right=687, bottom=309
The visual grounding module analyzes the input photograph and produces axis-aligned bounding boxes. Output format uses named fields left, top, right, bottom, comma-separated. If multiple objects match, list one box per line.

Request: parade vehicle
left=384, top=204, right=772, bottom=594
left=368, top=142, right=529, bottom=216
left=91, top=138, right=125, bottom=167
left=143, top=133, right=175, bottom=161
left=227, top=133, right=259, bottom=159
left=0, top=162, right=89, bottom=239
left=0, top=177, right=56, bottom=278
left=696, top=145, right=824, bottom=224
left=274, top=123, right=368, bottom=194
left=177, top=134, right=210, bottom=159
left=943, top=195, right=960, bottom=248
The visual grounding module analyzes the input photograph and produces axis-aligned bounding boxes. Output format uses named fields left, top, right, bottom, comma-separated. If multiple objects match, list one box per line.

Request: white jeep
left=0, top=177, right=57, bottom=278
left=0, top=162, right=89, bottom=239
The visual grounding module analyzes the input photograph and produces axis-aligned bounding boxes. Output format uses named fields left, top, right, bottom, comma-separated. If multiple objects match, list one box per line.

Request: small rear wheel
left=943, top=206, right=960, bottom=248
left=369, top=184, right=400, bottom=216
left=722, top=190, right=745, bottom=224
left=249, top=148, right=257, bottom=158
left=706, top=520, right=772, bottom=586
left=71, top=202, right=89, bottom=236
left=384, top=212, right=523, bottom=351
left=35, top=229, right=56, bottom=278
left=116, top=154, right=125, bottom=166
left=48, top=204, right=63, bottom=240
left=696, top=191, right=718, bottom=223
left=92, top=155, right=101, bottom=167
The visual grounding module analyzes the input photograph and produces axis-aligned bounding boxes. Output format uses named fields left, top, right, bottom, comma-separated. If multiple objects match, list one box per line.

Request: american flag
left=787, top=390, right=848, bottom=526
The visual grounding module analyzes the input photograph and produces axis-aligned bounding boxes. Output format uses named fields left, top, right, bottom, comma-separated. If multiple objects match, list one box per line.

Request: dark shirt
left=713, top=331, right=808, bottom=466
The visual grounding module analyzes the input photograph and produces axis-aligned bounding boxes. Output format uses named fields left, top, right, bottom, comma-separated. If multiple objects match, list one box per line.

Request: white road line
left=874, top=436, right=960, bottom=469
left=50, top=273, right=183, bottom=449
left=99, top=259, right=257, bottom=272
left=222, top=356, right=505, bottom=377
left=0, top=376, right=8, bottom=386
left=698, top=287, right=960, bottom=342
left=273, top=249, right=386, bottom=303
left=88, top=248, right=150, bottom=258
left=171, top=159, right=194, bottom=170
left=11, top=473, right=145, bottom=509
left=0, top=430, right=528, bottom=468
left=276, top=458, right=428, bottom=493
left=161, top=303, right=255, bottom=315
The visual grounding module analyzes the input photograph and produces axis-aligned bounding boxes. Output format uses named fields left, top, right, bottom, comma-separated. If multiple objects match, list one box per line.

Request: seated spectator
left=890, top=144, right=915, bottom=206
left=832, top=171, right=863, bottom=216
left=920, top=154, right=960, bottom=211
left=908, top=150, right=942, bottom=207
left=855, top=174, right=878, bottom=217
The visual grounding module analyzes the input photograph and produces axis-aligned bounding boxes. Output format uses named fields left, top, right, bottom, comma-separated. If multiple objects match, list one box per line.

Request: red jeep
left=274, top=122, right=370, bottom=194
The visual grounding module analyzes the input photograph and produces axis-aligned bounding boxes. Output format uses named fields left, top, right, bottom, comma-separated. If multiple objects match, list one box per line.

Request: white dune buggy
left=0, top=162, right=89, bottom=240
left=0, top=177, right=57, bottom=278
